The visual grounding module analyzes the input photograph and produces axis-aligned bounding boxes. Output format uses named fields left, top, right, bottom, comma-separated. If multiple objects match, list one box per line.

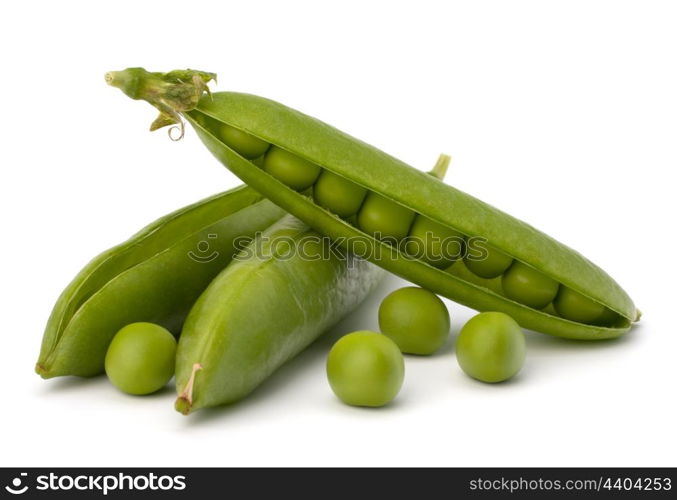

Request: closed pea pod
left=175, top=216, right=383, bottom=413
left=108, top=68, right=640, bottom=340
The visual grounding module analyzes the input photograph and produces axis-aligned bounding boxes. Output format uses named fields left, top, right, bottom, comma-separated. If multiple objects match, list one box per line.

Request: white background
left=1, top=0, right=675, bottom=467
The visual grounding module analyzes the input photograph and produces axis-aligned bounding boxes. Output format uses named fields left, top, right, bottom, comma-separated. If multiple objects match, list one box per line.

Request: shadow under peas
left=182, top=338, right=329, bottom=426
left=134, top=384, right=175, bottom=399
left=36, top=374, right=104, bottom=395
left=326, top=391, right=408, bottom=413
left=38, top=373, right=177, bottom=399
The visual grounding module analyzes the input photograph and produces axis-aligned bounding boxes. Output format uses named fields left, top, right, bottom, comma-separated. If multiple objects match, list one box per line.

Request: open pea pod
left=37, top=185, right=284, bottom=378
left=107, top=68, right=640, bottom=340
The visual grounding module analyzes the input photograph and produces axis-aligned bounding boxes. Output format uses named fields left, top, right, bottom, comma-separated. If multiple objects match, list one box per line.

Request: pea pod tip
left=35, top=363, right=48, bottom=378
left=174, top=397, right=192, bottom=416
left=175, top=362, right=202, bottom=415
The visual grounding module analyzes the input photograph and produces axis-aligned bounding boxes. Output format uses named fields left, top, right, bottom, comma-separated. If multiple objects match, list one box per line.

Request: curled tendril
left=168, top=122, right=185, bottom=141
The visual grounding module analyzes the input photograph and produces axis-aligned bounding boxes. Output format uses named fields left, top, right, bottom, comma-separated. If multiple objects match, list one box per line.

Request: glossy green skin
left=405, top=215, right=465, bottom=269
left=263, top=146, right=321, bottom=190
left=313, top=170, right=367, bottom=217
left=105, top=322, right=176, bottom=395
left=326, top=331, right=404, bottom=407
left=175, top=216, right=383, bottom=412
left=464, top=241, right=513, bottom=279
left=378, top=287, right=450, bottom=355
left=456, top=312, right=526, bottom=383
left=36, top=186, right=285, bottom=378
left=357, top=192, right=416, bottom=241
left=554, top=286, right=606, bottom=323
left=183, top=93, right=638, bottom=339
left=217, top=123, right=270, bottom=159
left=502, top=262, right=560, bottom=309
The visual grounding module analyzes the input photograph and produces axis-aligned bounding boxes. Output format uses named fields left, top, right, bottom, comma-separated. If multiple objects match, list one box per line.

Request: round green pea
left=217, top=123, right=270, bottom=159
left=456, top=312, right=526, bottom=383
left=502, top=261, right=559, bottom=309
left=378, top=287, right=450, bottom=355
left=464, top=242, right=513, bottom=279
left=553, top=286, right=606, bottom=323
left=262, top=146, right=321, bottom=190
left=326, top=331, right=404, bottom=407
left=405, top=216, right=465, bottom=268
left=105, top=322, right=177, bottom=395
left=357, top=192, right=416, bottom=241
left=313, top=170, right=367, bottom=217
left=593, top=307, right=621, bottom=327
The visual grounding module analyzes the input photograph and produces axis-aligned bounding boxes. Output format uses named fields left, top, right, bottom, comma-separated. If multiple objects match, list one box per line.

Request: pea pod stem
left=176, top=363, right=202, bottom=415
left=105, top=68, right=215, bottom=138
left=429, top=154, right=450, bottom=180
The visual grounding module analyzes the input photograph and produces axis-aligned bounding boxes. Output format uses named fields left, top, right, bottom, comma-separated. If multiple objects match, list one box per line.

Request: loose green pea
left=217, top=123, right=270, bottom=159
left=502, top=261, right=559, bottom=309
left=313, top=170, right=367, bottom=217
left=554, top=286, right=606, bottom=323
left=405, top=216, right=465, bottom=268
left=464, top=241, right=513, bottom=279
left=326, top=330, right=404, bottom=407
left=456, top=312, right=526, bottom=383
left=357, top=192, right=416, bottom=241
left=262, top=146, right=321, bottom=190
left=378, top=287, right=450, bottom=355
left=105, top=322, right=176, bottom=395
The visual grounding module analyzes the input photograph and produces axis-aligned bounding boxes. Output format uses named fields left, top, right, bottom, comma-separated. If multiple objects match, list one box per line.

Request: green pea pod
left=107, top=68, right=640, bottom=340
left=37, top=185, right=285, bottom=378
left=175, top=216, right=384, bottom=414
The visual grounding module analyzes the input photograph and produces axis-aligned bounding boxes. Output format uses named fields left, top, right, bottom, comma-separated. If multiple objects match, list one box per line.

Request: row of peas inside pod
left=196, top=112, right=618, bottom=328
